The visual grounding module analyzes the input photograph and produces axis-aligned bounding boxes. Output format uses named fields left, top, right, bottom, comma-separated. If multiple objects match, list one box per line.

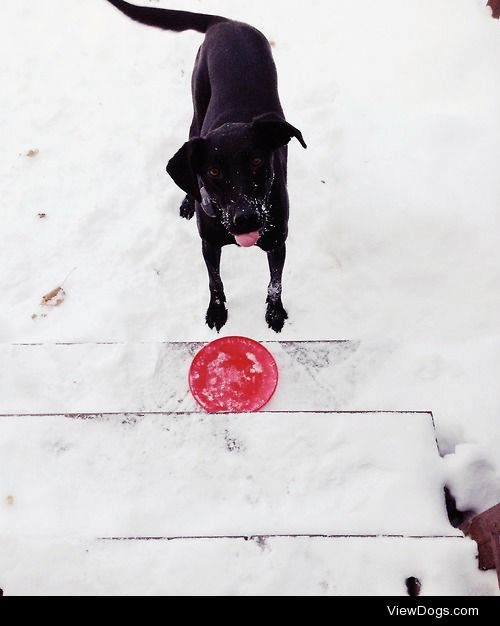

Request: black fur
left=106, top=0, right=227, bottom=33
left=105, top=0, right=306, bottom=332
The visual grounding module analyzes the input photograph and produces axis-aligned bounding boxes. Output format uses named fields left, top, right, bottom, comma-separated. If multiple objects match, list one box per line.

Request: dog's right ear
left=166, top=138, right=205, bottom=203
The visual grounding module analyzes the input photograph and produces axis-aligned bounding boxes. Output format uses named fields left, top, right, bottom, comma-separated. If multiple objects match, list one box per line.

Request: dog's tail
left=105, top=0, right=229, bottom=34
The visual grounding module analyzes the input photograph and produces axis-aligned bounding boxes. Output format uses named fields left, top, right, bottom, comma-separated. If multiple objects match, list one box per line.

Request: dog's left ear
left=166, top=137, right=205, bottom=202
left=252, top=113, right=307, bottom=150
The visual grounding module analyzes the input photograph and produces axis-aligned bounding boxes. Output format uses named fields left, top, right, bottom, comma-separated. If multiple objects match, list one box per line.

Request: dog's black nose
left=233, top=210, right=261, bottom=233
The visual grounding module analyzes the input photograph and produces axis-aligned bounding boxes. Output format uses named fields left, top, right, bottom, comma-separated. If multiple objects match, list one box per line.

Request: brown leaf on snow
left=26, top=148, right=39, bottom=158
left=41, top=286, right=66, bottom=307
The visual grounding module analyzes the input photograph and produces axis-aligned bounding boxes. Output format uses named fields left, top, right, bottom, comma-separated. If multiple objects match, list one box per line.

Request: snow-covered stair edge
left=0, top=341, right=360, bottom=414
left=1, top=411, right=454, bottom=537
left=0, top=536, right=497, bottom=596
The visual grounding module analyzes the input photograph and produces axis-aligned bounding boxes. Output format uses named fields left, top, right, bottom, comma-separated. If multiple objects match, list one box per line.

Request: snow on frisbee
left=189, top=337, right=278, bottom=413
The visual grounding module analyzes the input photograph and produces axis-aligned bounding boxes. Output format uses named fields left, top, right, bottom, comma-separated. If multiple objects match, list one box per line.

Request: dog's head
left=167, top=113, right=306, bottom=240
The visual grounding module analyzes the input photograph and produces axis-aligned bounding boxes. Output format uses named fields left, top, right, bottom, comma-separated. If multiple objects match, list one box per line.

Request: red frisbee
left=189, top=336, right=279, bottom=413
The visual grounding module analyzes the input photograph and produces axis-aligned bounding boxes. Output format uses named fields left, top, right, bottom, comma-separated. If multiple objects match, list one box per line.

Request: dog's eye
left=208, top=167, right=221, bottom=178
left=251, top=157, right=263, bottom=169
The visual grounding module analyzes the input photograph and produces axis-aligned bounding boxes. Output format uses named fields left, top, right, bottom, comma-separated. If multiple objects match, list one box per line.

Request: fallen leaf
left=5, top=495, right=14, bottom=506
left=41, top=286, right=66, bottom=306
left=26, top=148, right=39, bottom=157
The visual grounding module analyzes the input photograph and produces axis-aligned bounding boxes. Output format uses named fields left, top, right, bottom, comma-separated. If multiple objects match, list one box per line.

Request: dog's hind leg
left=266, top=244, right=288, bottom=333
left=202, top=240, right=228, bottom=332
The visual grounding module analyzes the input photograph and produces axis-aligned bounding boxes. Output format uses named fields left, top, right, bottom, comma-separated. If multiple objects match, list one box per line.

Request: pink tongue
left=235, top=231, right=260, bottom=248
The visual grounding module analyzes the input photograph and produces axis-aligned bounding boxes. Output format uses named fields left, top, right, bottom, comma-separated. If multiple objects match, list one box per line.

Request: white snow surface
left=1, top=0, right=500, bottom=595
left=0, top=536, right=489, bottom=596
left=0, top=412, right=453, bottom=537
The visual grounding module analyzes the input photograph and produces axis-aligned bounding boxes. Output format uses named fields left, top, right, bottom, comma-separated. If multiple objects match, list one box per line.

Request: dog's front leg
left=266, top=244, right=288, bottom=333
left=202, top=240, right=228, bottom=332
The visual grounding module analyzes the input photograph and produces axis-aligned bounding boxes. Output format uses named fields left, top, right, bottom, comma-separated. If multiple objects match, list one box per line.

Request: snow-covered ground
left=1, top=0, right=500, bottom=595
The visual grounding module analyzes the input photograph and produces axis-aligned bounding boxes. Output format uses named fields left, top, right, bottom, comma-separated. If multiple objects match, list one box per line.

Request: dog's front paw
left=206, top=301, right=228, bottom=333
left=180, top=195, right=195, bottom=220
left=266, top=302, right=288, bottom=333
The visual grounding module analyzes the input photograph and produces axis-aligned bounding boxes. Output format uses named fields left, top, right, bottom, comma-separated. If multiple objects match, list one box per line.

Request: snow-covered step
left=0, top=341, right=358, bottom=414
left=0, top=412, right=456, bottom=538
left=1, top=536, right=493, bottom=596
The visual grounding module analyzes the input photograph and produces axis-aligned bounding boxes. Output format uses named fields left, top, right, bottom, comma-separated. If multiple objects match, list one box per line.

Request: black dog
left=105, top=0, right=306, bottom=332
